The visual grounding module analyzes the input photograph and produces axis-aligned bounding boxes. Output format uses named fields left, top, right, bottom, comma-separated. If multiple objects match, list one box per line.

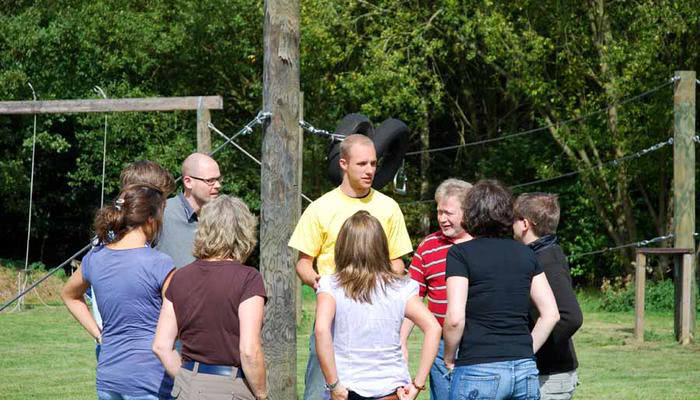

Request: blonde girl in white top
left=315, top=210, right=441, bottom=400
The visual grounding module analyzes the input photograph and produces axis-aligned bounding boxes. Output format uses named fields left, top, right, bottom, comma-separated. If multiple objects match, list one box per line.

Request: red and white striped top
left=408, top=231, right=455, bottom=326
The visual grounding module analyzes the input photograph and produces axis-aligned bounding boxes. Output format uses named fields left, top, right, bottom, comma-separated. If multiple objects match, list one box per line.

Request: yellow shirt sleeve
left=386, top=203, right=413, bottom=260
left=288, top=203, right=324, bottom=258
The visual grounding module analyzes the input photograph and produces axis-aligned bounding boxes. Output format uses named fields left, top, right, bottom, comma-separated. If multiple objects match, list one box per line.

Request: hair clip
left=115, top=198, right=125, bottom=210
left=106, top=230, right=116, bottom=243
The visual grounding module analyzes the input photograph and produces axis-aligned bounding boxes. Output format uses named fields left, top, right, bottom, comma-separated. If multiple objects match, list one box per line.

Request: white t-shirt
left=317, top=275, right=419, bottom=397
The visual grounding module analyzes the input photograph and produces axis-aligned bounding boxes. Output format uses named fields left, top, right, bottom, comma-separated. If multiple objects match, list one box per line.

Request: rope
left=17, top=83, right=39, bottom=312
left=510, top=137, right=673, bottom=189
left=406, top=77, right=676, bottom=156
left=208, top=111, right=270, bottom=158
left=399, top=138, right=673, bottom=205
left=5, top=112, right=273, bottom=311
left=0, top=242, right=92, bottom=313
left=299, top=120, right=345, bottom=142
left=174, top=111, right=271, bottom=184
left=567, top=234, right=676, bottom=260
left=3, top=112, right=278, bottom=311
left=94, top=86, right=108, bottom=208
left=208, top=121, right=313, bottom=203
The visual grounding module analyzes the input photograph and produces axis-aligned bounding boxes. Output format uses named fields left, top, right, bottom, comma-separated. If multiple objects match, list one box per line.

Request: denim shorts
left=449, top=358, right=540, bottom=400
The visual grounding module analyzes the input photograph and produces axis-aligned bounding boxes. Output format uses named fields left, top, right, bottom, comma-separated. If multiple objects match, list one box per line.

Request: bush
left=599, top=275, right=635, bottom=312
left=599, top=277, right=699, bottom=313
left=644, top=280, right=676, bottom=312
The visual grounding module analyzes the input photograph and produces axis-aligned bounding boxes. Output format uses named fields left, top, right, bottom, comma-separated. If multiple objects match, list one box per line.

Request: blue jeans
left=429, top=339, right=450, bottom=400
left=304, top=324, right=330, bottom=400
left=97, top=390, right=159, bottom=400
left=449, top=358, right=540, bottom=400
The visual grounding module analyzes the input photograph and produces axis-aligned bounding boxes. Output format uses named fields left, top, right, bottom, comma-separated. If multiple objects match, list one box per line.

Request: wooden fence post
left=673, top=70, right=696, bottom=343
left=635, top=251, right=646, bottom=342
left=261, top=0, right=301, bottom=397
left=680, top=254, right=693, bottom=344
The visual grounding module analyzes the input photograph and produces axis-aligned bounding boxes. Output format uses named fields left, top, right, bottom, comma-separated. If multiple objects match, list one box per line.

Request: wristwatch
left=325, top=379, right=340, bottom=392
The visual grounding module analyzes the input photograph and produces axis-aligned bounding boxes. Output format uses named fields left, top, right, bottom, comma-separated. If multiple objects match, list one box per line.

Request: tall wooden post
left=196, top=102, right=212, bottom=153
left=673, top=70, right=695, bottom=343
left=261, top=0, right=300, bottom=397
left=296, top=92, right=304, bottom=326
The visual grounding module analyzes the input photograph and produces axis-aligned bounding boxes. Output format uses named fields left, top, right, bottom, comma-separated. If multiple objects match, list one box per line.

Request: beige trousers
left=172, top=363, right=255, bottom=400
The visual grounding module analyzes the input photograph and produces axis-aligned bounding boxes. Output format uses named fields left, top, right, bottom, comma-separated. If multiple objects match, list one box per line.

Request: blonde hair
left=334, top=210, right=404, bottom=303
left=339, top=134, right=374, bottom=161
left=192, top=195, right=258, bottom=262
left=434, top=178, right=472, bottom=204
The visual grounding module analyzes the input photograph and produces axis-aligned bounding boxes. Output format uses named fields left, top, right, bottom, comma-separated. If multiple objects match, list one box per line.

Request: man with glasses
left=157, top=152, right=222, bottom=268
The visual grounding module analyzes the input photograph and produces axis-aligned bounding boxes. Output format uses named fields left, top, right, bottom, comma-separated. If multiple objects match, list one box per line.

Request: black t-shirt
left=445, top=237, right=543, bottom=366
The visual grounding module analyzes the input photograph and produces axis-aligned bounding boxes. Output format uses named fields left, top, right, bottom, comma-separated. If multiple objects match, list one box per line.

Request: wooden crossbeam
left=0, top=96, right=223, bottom=114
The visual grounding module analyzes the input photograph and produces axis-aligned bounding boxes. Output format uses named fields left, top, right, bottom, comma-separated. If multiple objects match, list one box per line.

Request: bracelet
left=325, top=378, right=341, bottom=392
left=412, top=380, right=426, bottom=392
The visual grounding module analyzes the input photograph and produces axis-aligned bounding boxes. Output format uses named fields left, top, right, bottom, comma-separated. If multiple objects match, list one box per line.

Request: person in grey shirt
left=157, top=153, right=221, bottom=268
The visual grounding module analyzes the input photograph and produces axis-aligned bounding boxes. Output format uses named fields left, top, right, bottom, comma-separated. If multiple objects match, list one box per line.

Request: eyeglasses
left=188, top=176, right=223, bottom=186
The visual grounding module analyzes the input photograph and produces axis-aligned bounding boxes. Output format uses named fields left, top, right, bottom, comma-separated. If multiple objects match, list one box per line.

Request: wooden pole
left=673, top=70, right=696, bottom=343
left=196, top=104, right=212, bottom=153
left=680, top=254, right=693, bottom=344
left=0, top=95, right=222, bottom=154
left=296, top=92, right=304, bottom=326
left=261, top=0, right=300, bottom=397
left=635, top=251, right=646, bottom=342
left=0, top=96, right=223, bottom=114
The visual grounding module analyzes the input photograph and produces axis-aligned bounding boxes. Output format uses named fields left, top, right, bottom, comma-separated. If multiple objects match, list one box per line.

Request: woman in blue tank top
left=62, top=184, right=175, bottom=400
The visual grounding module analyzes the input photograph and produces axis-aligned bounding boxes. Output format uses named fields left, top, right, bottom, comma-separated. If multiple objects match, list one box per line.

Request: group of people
left=62, top=154, right=268, bottom=400
left=61, top=132, right=582, bottom=400
left=290, top=135, right=582, bottom=400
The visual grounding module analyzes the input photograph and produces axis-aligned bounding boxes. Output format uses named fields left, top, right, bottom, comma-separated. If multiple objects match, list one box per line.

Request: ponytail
left=93, top=184, right=165, bottom=244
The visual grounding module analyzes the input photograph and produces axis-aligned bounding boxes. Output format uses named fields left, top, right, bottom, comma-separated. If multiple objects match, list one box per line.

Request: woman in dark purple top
left=443, top=180, right=560, bottom=400
left=62, top=184, right=175, bottom=400
left=152, top=195, right=269, bottom=400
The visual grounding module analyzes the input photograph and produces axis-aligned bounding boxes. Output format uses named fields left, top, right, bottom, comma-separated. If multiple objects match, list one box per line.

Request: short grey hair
left=434, top=178, right=473, bottom=204
left=193, top=195, right=258, bottom=262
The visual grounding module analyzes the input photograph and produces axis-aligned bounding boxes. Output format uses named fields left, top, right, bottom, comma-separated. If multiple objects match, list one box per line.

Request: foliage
left=598, top=275, right=636, bottom=312
left=1, top=1, right=699, bottom=286
left=599, top=277, right=699, bottom=313
left=0, top=0, right=265, bottom=264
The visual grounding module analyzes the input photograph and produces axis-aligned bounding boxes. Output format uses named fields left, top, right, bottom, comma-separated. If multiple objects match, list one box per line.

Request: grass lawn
left=1, top=289, right=699, bottom=399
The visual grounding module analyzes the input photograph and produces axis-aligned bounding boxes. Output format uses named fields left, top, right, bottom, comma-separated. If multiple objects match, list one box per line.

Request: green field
left=1, top=289, right=699, bottom=399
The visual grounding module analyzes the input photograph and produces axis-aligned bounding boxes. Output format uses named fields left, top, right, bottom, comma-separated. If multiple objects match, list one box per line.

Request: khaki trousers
left=172, top=364, right=255, bottom=400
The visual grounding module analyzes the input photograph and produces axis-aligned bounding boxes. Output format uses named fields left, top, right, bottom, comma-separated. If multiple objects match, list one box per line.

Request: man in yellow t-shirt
left=288, top=134, right=413, bottom=400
